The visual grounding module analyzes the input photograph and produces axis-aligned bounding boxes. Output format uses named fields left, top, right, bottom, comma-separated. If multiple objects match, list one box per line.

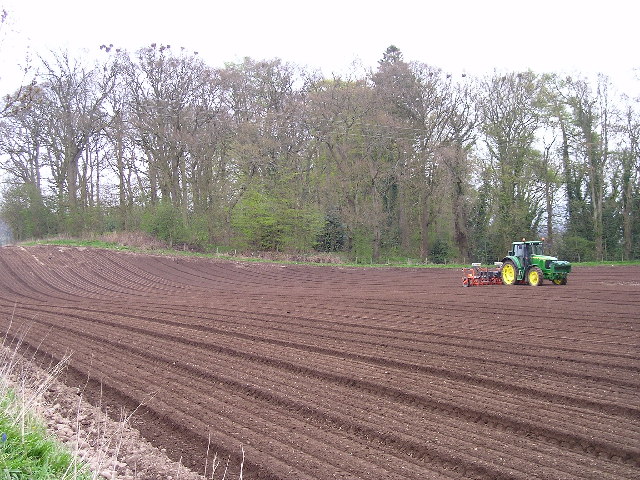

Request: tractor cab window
left=514, top=244, right=525, bottom=257
left=531, top=243, right=543, bottom=255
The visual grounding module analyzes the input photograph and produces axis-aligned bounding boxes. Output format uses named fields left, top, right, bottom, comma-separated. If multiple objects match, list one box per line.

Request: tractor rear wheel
left=501, top=260, right=517, bottom=286
left=527, top=266, right=543, bottom=286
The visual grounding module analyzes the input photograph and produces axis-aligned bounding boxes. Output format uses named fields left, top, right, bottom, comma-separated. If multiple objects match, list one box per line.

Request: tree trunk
left=448, top=146, right=469, bottom=261
left=171, top=156, right=180, bottom=205
left=622, top=108, right=638, bottom=260
left=542, top=143, right=553, bottom=245
left=420, top=197, right=432, bottom=262
left=95, top=148, right=101, bottom=210
left=35, top=141, right=42, bottom=195
left=80, top=149, right=90, bottom=209
left=148, top=157, right=158, bottom=206
left=180, top=155, right=188, bottom=222
left=372, top=224, right=381, bottom=262
left=452, top=191, right=469, bottom=261
left=398, top=182, right=410, bottom=253
left=586, top=139, right=604, bottom=259
left=560, top=121, right=575, bottom=231
left=115, top=119, right=127, bottom=227
left=623, top=176, right=632, bottom=260
left=67, top=149, right=79, bottom=212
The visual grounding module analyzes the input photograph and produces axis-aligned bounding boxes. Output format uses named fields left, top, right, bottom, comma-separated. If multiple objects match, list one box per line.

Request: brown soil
left=5, top=352, right=207, bottom=480
left=0, top=245, right=638, bottom=480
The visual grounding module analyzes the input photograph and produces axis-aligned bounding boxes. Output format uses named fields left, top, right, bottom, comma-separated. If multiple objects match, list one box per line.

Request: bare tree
left=98, top=47, right=148, bottom=229
left=128, top=44, right=210, bottom=220
left=0, top=100, right=43, bottom=191
left=480, top=71, right=545, bottom=251
left=440, top=79, right=478, bottom=261
left=620, top=103, right=639, bottom=259
left=400, top=64, right=457, bottom=261
left=308, top=75, right=400, bottom=260
left=0, top=8, right=38, bottom=119
left=565, top=75, right=612, bottom=259
left=35, top=51, right=115, bottom=231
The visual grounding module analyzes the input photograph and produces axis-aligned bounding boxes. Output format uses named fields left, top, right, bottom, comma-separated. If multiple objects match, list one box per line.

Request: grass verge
left=23, top=233, right=640, bottom=269
left=0, top=390, right=92, bottom=479
left=21, top=235, right=472, bottom=269
left=0, top=327, right=91, bottom=480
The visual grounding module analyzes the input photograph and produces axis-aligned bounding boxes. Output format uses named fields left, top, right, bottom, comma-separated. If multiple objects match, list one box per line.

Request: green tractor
left=500, top=239, right=571, bottom=286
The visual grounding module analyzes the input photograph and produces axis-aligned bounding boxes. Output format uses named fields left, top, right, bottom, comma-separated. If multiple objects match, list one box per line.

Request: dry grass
left=240, top=250, right=345, bottom=264
left=98, top=232, right=168, bottom=250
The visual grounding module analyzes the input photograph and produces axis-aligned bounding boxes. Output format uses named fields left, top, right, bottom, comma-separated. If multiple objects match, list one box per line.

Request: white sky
left=0, top=0, right=639, bottom=95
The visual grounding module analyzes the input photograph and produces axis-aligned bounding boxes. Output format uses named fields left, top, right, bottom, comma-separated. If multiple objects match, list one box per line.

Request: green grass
left=0, top=389, right=92, bottom=480
left=24, top=238, right=472, bottom=268
left=23, top=238, right=132, bottom=251
left=22, top=237, right=640, bottom=269
left=570, top=260, right=640, bottom=266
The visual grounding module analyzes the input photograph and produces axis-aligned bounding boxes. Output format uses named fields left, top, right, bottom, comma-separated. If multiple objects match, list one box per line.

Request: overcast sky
left=0, top=0, right=639, bottom=95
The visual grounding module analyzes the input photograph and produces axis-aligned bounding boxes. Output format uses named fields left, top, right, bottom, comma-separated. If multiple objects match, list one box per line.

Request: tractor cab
left=509, top=241, right=543, bottom=257
left=508, top=241, right=543, bottom=268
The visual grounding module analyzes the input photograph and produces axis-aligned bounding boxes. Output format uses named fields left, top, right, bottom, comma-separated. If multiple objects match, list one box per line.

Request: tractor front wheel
left=552, top=277, right=568, bottom=285
left=527, top=266, right=543, bottom=286
left=501, top=261, right=517, bottom=286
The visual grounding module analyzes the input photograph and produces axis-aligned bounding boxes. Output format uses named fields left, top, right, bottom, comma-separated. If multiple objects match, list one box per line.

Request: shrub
left=0, top=184, right=58, bottom=241
left=557, top=235, right=596, bottom=262
left=316, top=211, right=347, bottom=252
left=140, top=203, right=187, bottom=246
left=429, top=237, right=452, bottom=264
left=232, top=189, right=322, bottom=252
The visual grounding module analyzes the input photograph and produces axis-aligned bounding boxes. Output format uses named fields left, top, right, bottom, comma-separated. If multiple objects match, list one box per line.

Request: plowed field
left=0, top=245, right=638, bottom=480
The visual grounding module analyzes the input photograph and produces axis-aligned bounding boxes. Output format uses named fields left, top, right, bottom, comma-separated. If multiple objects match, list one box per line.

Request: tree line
left=0, top=44, right=638, bottom=262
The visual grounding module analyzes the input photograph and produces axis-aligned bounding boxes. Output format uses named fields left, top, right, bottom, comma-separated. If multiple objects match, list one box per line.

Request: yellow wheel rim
left=502, top=264, right=515, bottom=284
left=529, top=270, right=539, bottom=285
